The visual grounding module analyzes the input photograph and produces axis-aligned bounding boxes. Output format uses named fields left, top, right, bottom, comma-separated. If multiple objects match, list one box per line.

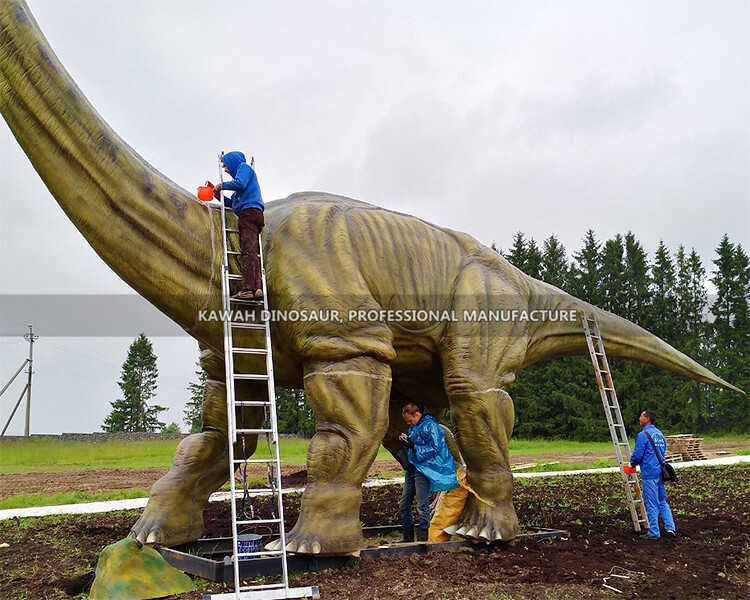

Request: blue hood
left=221, top=151, right=246, bottom=177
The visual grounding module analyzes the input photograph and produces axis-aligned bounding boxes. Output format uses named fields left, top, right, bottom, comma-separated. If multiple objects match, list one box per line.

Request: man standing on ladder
left=207, top=151, right=265, bottom=300
left=629, top=409, right=676, bottom=540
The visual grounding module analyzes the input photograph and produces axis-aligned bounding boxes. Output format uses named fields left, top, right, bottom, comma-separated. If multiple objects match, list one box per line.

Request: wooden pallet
left=666, top=434, right=706, bottom=461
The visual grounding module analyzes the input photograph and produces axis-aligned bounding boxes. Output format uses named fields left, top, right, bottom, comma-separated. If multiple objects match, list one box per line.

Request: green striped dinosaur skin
left=1, top=1, right=743, bottom=555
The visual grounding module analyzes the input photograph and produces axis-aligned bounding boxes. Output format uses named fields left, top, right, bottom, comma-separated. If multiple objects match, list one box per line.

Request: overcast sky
left=1, top=1, right=747, bottom=435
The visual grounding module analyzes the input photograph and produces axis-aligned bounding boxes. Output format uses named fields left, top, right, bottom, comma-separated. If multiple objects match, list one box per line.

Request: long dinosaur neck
left=0, top=0, right=221, bottom=334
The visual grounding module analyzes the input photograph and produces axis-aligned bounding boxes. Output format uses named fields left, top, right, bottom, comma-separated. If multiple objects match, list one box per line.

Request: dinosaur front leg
left=269, top=356, right=391, bottom=555
left=449, top=388, right=519, bottom=542
left=130, top=356, right=263, bottom=546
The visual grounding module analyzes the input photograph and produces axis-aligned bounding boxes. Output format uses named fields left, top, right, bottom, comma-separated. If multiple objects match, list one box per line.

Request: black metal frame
left=159, top=526, right=570, bottom=583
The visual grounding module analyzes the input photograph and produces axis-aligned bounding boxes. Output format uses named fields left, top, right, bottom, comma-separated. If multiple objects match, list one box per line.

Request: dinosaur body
left=1, top=0, right=742, bottom=555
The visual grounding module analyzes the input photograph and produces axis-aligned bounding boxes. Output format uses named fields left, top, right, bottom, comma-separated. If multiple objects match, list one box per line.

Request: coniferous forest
left=500, top=231, right=749, bottom=439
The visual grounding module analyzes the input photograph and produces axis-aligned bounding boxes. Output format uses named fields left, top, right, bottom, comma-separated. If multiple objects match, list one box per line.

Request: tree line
left=107, top=230, right=747, bottom=439
left=499, top=230, right=748, bottom=438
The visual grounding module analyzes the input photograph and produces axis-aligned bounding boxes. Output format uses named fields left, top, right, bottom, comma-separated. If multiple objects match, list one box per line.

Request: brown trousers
left=237, top=208, right=264, bottom=291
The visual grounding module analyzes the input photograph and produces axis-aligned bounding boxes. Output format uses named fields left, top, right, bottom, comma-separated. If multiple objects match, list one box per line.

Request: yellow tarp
left=428, top=466, right=493, bottom=542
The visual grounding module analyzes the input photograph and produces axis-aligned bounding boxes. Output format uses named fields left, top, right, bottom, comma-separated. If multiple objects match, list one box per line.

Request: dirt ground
left=1, top=464, right=747, bottom=599
left=2, top=438, right=746, bottom=500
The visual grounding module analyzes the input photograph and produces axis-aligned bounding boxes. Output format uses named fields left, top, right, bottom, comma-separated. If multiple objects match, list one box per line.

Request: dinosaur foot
left=452, top=495, right=519, bottom=543
left=265, top=487, right=363, bottom=556
left=265, top=516, right=362, bottom=556
left=129, top=477, right=203, bottom=547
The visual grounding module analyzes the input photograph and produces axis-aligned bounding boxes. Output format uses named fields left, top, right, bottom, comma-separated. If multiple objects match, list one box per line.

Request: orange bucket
left=197, top=185, right=214, bottom=201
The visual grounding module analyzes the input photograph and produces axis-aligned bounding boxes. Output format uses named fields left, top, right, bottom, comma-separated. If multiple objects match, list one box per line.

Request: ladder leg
left=268, top=356, right=391, bottom=555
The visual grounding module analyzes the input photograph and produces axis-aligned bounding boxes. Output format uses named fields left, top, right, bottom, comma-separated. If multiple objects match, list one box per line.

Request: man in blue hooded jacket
left=398, top=403, right=459, bottom=542
left=207, top=151, right=264, bottom=300
left=630, top=409, right=676, bottom=540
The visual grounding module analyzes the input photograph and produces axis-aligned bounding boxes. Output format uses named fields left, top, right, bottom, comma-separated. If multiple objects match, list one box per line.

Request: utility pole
left=23, top=325, right=38, bottom=437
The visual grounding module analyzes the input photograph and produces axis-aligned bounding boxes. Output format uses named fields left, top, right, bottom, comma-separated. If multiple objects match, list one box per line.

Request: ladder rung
left=233, top=347, right=268, bottom=354
left=231, top=488, right=278, bottom=495
left=234, top=374, right=269, bottom=380
left=236, top=518, right=281, bottom=525
left=612, top=423, right=625, bottom=428
left=603, top=387, right=614, bottom=391
left=233, top=458, right=277, bottom=464
left=229, top=297, right=263, bottom=305
left=594, top=352, right=605, bottom=356
left=237, top=428, right=274, bottom=434
left=237, top=550, right=284, bottom=557
left=235, top=401, right=273, bottom=407
left=230, top=323, right=265, bottom=329
left=240, top=583, right=287, bottom=591
left=227, top=274, right=243, bottom=280
left=226, top=228, right=240, bottom=234
left=227, top=250, right=241, bottom=255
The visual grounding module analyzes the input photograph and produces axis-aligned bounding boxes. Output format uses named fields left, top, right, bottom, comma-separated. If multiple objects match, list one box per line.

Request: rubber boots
left=399, top=527, right=415, bottom=543
left=416, top=527, right=429, bottom=542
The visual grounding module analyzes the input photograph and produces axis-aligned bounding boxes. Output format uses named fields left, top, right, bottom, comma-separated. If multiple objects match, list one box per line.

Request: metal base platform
left=160, top=525, right=570, bottom=583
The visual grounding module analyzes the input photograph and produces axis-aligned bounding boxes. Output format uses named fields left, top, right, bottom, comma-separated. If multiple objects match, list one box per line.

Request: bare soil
left=1, top=464, right=747, bottom=599
left=3, top=441, right=746, bottom=501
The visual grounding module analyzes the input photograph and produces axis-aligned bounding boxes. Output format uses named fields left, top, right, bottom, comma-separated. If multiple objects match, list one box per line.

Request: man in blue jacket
left=629, top=409, right=676, bottom=540
left=398, top=403, right=460, bottom=542
left=208, top=151, right=265, bottom=300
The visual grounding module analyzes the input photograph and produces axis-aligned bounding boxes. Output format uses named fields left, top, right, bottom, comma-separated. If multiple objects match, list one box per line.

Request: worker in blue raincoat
left=206, top=151, right=264, bottom=300
left=630, top=409, right=676, bottom=540
left=397, top=402, right=459, bottom=542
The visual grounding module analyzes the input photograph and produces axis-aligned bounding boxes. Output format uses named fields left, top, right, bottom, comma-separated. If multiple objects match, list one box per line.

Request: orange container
left=623, top=465, right=637, bottom=474
left=197, top=185, right=214, bottom=201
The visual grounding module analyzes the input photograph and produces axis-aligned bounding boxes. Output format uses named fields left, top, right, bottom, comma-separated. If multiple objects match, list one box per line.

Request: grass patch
left=734, top=448, right=750, bottom=456
left=508, top=438, right=630, bottom=456
left=0, top=437, right=393, bottom=473
left=0, top=488, right=149, bottom=509
left=522, top=458, right=618, bottom=472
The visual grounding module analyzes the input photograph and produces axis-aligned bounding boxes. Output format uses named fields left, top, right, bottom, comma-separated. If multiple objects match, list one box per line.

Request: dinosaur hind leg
left=449, top=388, right=518, bottom=542
left=268, top=356, right=391, bottom=555
left=129, top=346, right=263, bottom=546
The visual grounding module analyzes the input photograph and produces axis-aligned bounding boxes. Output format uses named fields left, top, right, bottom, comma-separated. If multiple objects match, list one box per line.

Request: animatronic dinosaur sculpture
left=1, top=0, right=743, bottom=555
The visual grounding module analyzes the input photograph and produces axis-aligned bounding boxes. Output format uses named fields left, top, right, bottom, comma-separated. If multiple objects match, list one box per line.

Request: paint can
left=237, top=533, right=262, bottom=560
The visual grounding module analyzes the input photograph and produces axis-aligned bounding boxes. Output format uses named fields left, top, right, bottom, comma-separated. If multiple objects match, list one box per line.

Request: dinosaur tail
left=522, top=280, right=745, bottom=395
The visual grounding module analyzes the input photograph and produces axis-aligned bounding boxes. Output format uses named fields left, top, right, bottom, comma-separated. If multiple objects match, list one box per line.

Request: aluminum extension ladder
left=581, top=314, right=649, bottom=533
left=208, top=153, right=318, bottom=600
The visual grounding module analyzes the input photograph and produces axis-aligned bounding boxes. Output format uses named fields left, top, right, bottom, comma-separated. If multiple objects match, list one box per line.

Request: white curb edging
left=1, top=455, right=747, bottom=520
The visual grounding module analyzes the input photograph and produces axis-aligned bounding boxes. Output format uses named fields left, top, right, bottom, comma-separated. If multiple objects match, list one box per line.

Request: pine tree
left=505, top=232, right=528, bottom=271
left=103, top=334, right=166, bottom=432
left=525, top=239, right=544, bottom=280
left=600, top=234, right=626, bottom=315
left=570, top=230, right=602, bottom=305
left=670, top=246, right=710, bottom=430
left=622, top=232, right=651, bottom=325
left=540, top=235, right=568, bottom=289
left=184, top=361, right=206, bottom=433
left=707, top=236, right=750, bottom=431
left=650, top=240, right=678, bottom=342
